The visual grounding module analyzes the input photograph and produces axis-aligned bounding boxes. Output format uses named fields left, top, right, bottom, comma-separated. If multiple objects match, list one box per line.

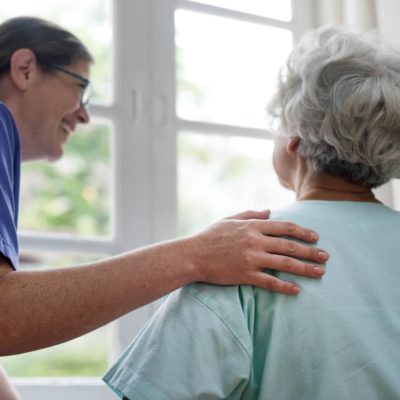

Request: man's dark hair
left=0, top=16, right=93, bottom=76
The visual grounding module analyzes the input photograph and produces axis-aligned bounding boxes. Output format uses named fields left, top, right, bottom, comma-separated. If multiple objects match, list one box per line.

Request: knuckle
left=244, top=230, right=259, bottom=245
left=267, top=277, right=280, bottom=291
left=281, top=256, right=293, bottom=272
left=311, top=247, right=320, bottom=260
left=284, top=221, right=297, bottom=233
left=286, top=240, right=297, bottom=253
left=243, top=251, right=257, bottom=266
left=305, top=263, right=315, bottom=275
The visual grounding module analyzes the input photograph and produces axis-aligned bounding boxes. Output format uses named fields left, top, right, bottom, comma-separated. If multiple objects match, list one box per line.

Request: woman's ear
left=9, top=49, right=38, bottom=91
left=286, top=136, right=301, bottom=156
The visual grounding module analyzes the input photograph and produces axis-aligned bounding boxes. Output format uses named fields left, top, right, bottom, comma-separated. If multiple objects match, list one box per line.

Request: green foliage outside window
left=19, top=124, right=112, bottom=236
left=0, top=0, right=113, bottom=379
left=1, top=329, right=108, bottom=377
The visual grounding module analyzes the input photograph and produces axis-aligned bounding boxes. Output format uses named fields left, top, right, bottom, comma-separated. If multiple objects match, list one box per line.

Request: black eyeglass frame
left=42, top=60, right=92, bottom=107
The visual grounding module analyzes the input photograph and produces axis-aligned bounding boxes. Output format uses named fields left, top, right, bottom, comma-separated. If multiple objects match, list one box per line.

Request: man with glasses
left=0, top=16, right=328, bottom=398
left=42, top=60, right=92, bottom=107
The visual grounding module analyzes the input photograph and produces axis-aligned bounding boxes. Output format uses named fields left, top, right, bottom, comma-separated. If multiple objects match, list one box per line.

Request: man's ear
left=9, top=49, right=38, bottom=91
left=286, top=136, right=301, bottom=156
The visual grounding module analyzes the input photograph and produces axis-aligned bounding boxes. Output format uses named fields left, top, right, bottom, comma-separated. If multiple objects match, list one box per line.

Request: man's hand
left=187, top=210, right=329, bottom=295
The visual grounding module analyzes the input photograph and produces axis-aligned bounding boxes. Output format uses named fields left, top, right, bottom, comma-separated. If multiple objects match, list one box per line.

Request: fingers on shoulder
left=264, top=237, right=328, bottom=263
left=254, top=219, right=318, bottom=243
left=262, top=253, right=325, bottom=278
left=252, top=272, right=300, bottom=295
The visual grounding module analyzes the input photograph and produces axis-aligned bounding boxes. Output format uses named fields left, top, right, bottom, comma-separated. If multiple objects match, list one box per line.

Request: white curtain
left=375, top=0, right=400, bottom=208
left=315, top=0, right=377, bottom=32
left=313, top=0, right=400, bottom=49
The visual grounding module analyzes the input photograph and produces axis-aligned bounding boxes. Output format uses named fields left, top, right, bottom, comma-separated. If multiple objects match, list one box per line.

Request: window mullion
left=178, top=119, right=272, bottom=140
left=112, top=0, right=152, bottom=252
left=111, top=0, right=158, bottom=354
left=149, top=0, right=177, bottom=245
left=18, top=232, right=118, bottom=255
left=178, top=0, right=293, bottom=28
left=15, top=379, right=115, bottom=400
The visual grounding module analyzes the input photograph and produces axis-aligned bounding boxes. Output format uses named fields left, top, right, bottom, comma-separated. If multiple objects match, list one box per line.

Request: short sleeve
left=103, top=286, right=252, bottom=399
left=0, top=103, right=21, bottom=269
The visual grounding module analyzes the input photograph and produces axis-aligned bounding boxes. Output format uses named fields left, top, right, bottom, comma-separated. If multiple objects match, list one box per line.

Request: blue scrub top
left=0, top=102, right=21, bottom=269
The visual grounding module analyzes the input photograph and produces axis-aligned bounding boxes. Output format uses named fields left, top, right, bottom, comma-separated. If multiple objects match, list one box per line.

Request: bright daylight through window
left=176, top=2, right=295, bottom=235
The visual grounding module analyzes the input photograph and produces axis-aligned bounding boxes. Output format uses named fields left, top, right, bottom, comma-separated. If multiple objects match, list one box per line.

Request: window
left=0, top=0, right=115, bottom=394
left=20, top=122, right=113, bottom=237
left=191, top=0, right=293, bottom=21
left=175, top=3, right=295, bottom=235
left=0, top=1, right=356, bottom=399
left=175, top=9, right=292, bottom=129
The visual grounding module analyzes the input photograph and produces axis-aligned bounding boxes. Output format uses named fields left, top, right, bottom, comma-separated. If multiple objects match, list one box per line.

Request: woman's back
left=104, top=201, right=400, bottom=399
left=248, top=201, right=400, bottom=399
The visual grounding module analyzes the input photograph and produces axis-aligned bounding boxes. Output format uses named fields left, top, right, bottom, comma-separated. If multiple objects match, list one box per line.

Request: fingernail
left=318, top=251, right=329, bottom=261
left=313, top=267, right=325, bottom=276
left=291, top=285, right=300, bottom=294
left=311, top=232, right=319, bottom=241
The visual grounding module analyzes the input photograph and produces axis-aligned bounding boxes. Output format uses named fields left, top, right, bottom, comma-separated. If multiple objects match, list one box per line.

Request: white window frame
left=15, top=1, right=177, bottom=398
left=14, top=0, right=396, bottom=398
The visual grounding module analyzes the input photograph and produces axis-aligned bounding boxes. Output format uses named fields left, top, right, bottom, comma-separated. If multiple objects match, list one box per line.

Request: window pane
left=0, top=0, right=113, bottom=104
left=190, top=0, right=292, bottom=21
left=1, top=328, right=108, bottom=377
left=176, top=10, right=292, bottom=128
left=0, top=253, right=108, bottom=377
left=178, top=132, right=294, bottom=236
left=20, top=122, right=113, bottom=237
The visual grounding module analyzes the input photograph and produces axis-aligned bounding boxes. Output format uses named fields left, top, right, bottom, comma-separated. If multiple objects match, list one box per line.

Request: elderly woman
left=103, top=27, right=400, bottom=399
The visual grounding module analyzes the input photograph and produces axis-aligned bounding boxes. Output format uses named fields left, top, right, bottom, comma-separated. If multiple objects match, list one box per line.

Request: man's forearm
left=0, top=238, right=197, bottom=356
left=0, top=212, right=328, bottom=356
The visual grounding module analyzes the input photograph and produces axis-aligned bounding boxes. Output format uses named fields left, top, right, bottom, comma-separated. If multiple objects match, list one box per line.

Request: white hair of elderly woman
left=268, top=26, right=400, bottom=188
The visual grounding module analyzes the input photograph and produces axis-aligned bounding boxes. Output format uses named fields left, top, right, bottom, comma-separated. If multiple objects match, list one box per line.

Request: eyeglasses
left=44, top=61, right=92, bottom=107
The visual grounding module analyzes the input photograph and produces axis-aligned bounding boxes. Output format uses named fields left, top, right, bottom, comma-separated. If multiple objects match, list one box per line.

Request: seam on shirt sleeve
left=116, top=373, right=171, bottom=400
left=181, top=287, right=252, bottom=360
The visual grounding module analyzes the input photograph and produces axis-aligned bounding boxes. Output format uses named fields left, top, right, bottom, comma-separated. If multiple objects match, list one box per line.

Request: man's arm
left=0, top=210, right=327, bottom=355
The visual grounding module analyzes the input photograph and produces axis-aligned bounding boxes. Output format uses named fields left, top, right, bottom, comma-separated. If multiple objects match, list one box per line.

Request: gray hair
left=268, top=26, right=400, bottom=188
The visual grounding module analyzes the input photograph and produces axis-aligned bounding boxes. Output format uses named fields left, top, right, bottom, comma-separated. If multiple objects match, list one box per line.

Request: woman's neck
left=293, top=164, right=380, bottom=203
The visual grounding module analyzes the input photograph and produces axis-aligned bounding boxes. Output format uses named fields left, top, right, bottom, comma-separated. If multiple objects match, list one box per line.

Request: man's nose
left=76, top=104, right=90, bottom=124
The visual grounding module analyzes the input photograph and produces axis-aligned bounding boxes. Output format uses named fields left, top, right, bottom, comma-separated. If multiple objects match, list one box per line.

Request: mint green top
left=103, top=201, right=400, bottom=400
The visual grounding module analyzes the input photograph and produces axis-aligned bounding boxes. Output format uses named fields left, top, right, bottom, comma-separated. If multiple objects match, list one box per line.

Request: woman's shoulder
left=183, top=282, right=255, bottom=312
left=182, top=283, right=275, bottom=356
left=271, top=200, right=400, bottom=226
